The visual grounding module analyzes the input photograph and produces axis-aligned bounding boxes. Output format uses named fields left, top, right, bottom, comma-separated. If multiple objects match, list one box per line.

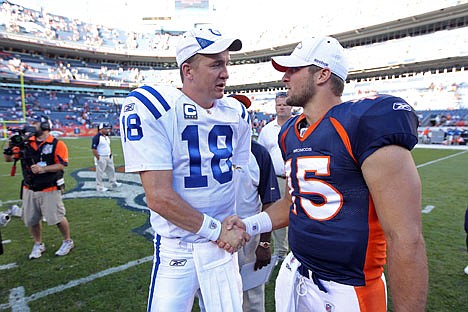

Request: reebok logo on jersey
left=124, top=103, right=135, bottom=112
left=184, top=103, right=198, bottom=119
left=170, top=259, right=187, bottom=267
left=209, top=220, right=218, bottom=229
left=325, top=302, right=335, bottom=312
left=393, top=102, right=412, bottom=112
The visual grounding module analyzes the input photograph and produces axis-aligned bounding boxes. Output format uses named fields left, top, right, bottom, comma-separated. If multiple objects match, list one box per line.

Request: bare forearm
left=146, top=190, right=204, bottom=234
left=387, top=236, right=428, bottom=312
left=265, top=197, right=291, bottom=230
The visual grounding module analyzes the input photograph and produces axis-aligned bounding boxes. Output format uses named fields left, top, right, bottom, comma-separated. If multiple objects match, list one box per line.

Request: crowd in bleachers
left=0, top=83, right=467, bottom=145
left=0, top=87, right=121, bottom=129
left=0, top=0, right=467, bottom=143
left=0, top=0, right=179, bottom=53
left=1, top=0, right=468, bottom=90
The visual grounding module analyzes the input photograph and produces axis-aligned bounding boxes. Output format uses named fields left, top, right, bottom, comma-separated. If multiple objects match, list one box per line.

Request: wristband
left=243, top=211, right=272, bottom=237
left=196, top=214, right=222, bottom=241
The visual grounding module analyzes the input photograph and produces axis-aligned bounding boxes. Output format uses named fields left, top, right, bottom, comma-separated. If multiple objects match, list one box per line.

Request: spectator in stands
left=91, top=122, right=121, bottom=192
left=256, top=91, right=292, bottom=265
left=3, top=114, right=74, bottom=259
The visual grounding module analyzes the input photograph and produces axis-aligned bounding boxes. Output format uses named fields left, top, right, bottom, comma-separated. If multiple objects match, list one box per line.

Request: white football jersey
left=120, top=85, right=251, bottom=242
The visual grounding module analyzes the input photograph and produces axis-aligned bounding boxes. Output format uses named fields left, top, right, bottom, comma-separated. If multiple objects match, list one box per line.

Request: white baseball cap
left=176, top=27, right=242, bottom=68
left=271, top=36, right=348, bottom=81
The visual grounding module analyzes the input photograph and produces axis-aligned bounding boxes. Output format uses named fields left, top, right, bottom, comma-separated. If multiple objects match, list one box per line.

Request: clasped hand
left=216, top=215, right=249, bottom=253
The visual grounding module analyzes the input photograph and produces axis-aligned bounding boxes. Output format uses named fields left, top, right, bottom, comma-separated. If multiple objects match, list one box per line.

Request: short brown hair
left=308, top=65, right=345, bottom=96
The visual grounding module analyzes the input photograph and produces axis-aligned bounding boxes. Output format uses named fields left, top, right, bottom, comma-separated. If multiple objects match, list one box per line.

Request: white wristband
left=196, top=214, right=222, bottom=241
left=243, top=211, right=272, bottom=237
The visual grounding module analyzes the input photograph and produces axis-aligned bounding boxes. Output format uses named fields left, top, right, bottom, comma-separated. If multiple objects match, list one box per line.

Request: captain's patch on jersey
left=184, top=103, right=198, bottom=119
left=392, top=102, right=412, bottom=111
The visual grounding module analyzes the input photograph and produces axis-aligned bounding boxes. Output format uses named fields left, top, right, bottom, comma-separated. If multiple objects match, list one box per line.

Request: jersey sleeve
left=120, top=85, right=179, bottom=172
left=225, top=97, right=252, bottom=166
left=55, top=140, right=69, bottom=166
left=91, top=134, right=99, bottom=149
left=251, top=141, right=281, bottom=204
left=352, top=95, right=419, bottom=165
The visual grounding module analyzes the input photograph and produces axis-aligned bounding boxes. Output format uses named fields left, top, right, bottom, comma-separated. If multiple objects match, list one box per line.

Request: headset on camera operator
left=3, top=114, right=74, bottom=259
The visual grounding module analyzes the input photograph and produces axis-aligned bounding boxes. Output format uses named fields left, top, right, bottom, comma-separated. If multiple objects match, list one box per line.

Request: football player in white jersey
left=120, top=27, right=251, bottom=312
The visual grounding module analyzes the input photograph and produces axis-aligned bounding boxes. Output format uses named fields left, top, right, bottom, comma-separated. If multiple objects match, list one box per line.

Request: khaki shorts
left=22, top=188, right=66, bottom=226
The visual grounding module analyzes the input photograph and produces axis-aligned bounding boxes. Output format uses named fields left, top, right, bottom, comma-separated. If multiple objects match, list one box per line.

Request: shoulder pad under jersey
left=123, top=85, right=183, bottom=121
left=224, top=96, right=251, bottom=124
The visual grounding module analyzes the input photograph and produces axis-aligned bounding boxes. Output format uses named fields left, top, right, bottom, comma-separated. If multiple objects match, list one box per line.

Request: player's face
left=283, top=67, right=316, bottom=108
left=191, top=51, right=230, bottom=102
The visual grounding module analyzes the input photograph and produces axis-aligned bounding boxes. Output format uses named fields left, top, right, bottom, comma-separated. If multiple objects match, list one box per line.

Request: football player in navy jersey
left=120, top=27, right=251, bottom=312
left=225, top=36, right=428, bottom=311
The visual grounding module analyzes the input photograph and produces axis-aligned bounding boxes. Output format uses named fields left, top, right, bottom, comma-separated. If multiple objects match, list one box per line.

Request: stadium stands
left=0, top=0, right=466, bottom=142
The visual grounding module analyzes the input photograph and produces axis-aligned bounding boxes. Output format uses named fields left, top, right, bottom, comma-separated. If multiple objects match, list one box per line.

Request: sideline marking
left=0, top=263, right=17, bottom=270
left=0, top=200, right=22, bottom=207
left=422, top=205, right=435, bottom=214
left=416, top=150, right=467, bottom=169
left=0, top=256, right=152, bottom=310
left=9, top=287, right=29, bottom=312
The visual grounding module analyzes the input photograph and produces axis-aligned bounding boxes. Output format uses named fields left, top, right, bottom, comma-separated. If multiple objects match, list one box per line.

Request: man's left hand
left=254, top=243, right=272, bottom=270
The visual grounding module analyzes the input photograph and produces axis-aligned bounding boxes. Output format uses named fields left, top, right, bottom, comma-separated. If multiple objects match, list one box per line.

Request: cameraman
left=3, top=114, right=74, bottom=259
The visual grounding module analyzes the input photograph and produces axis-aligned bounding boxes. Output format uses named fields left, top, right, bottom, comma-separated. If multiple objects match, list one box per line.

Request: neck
left=303, top=94, right=342, bottom=126
left=276, top=115, right=290, bottom=126
left=37, top=132, right=49, bottom=142
left=182, top=87, right=214, bottom=109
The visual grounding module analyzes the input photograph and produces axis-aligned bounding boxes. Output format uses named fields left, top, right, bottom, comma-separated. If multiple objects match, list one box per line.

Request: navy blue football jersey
left=278, top=94, right=418, bottom=286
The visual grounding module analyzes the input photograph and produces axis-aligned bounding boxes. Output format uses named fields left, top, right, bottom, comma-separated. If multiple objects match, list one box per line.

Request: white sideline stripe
left=416, top=150, right=467, bottom=168
left=0, top=199, right=22, bottom=207
left=0, top=256, right=152, bottom=310
left=0, top=263, right=17, bottom=270
left=422, top=205, right=435, bottom=214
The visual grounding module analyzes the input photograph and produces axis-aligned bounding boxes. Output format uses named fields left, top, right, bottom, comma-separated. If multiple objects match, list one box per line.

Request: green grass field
left=0, top=137, right=467, bottom=311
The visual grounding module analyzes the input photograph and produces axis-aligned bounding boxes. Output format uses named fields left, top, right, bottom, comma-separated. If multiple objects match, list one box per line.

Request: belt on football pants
left=298, top=265, right=329, bottom=293
left=159, top=236, right=195, bottom=252
left=276, top=175, right=286, bottom=179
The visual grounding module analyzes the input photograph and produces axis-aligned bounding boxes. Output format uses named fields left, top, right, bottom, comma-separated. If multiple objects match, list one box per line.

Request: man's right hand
left=216, top=216, right=249, bottom=253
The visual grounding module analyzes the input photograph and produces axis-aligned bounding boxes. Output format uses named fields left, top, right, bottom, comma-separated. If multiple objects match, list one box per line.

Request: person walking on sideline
left=91, top=122, right=121, bottom=192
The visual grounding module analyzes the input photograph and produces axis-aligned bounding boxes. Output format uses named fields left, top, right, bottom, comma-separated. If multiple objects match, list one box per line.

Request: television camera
left=3, top=125, right=36, bottom=176
left=3, top=125, right=36, bottom=151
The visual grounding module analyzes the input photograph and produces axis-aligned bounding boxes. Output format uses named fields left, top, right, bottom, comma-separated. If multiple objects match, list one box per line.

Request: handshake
left=216, top=215, right=249, bottom=254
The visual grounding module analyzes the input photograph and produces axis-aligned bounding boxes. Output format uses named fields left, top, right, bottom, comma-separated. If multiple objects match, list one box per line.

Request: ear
left=181, top=63, right=193, bottom=80
left=315, top=68, right=332, bottom=85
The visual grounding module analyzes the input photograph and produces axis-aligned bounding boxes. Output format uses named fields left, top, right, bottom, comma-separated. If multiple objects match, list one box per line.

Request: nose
left=220, top=65, right=229, bottom=79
